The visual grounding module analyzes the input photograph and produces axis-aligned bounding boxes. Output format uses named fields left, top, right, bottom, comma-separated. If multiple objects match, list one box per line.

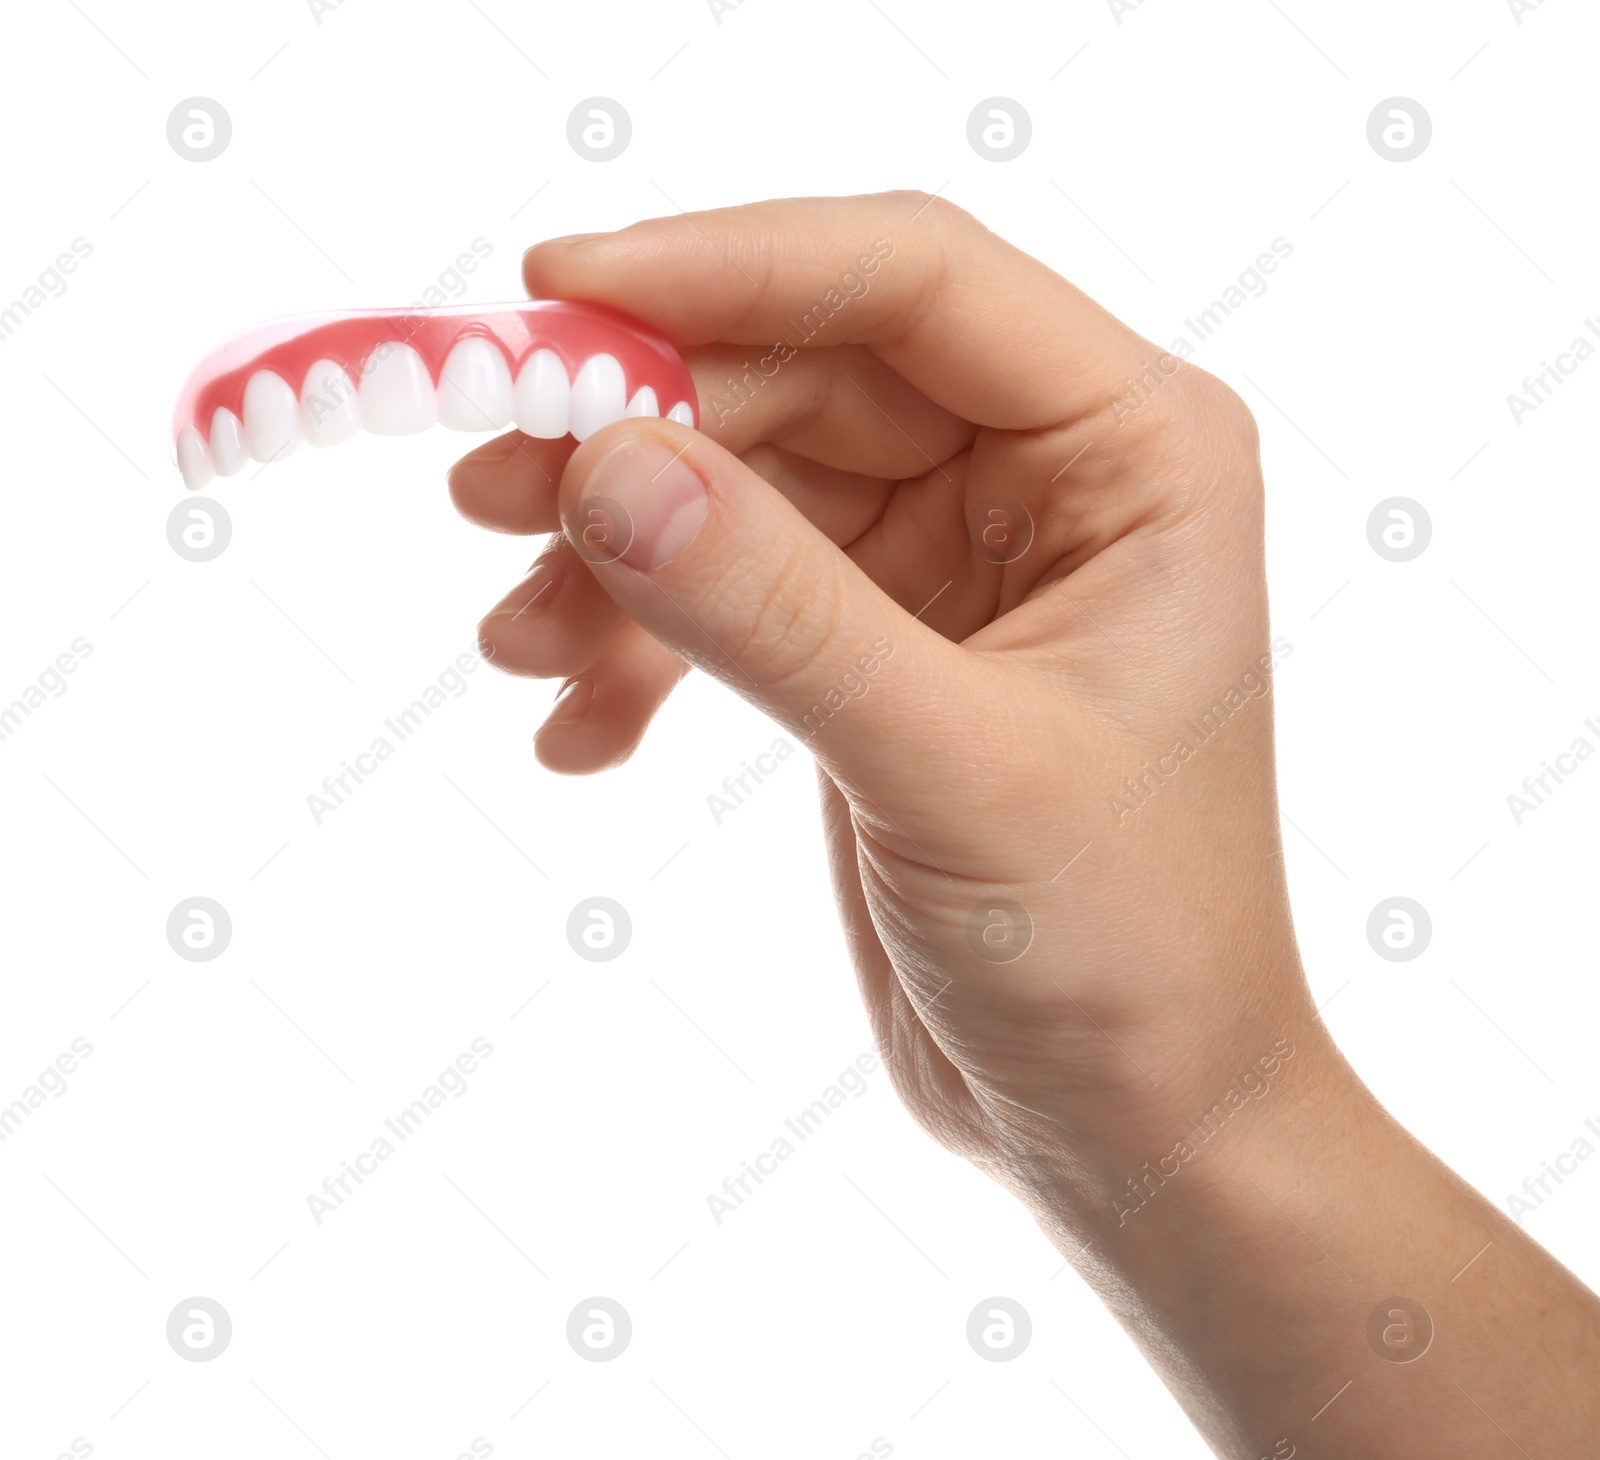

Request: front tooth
left=210, top=408, right=249, bottom=476
left=569, top=354, right=628, bottom=441
left=176, top=427, right=213, bottom=491
left=243, top=370, right=302, bottom=463
left=625, top=385, right=659, bottom=418
left=438, top=337, right=513, bottom=431
left=512, top=349, right=569, bottom=439
left=359, top=342, right=436, bottom=434
left=667, top=401, right=695, bottom=427
left=299, top=359, right=361, bottom=446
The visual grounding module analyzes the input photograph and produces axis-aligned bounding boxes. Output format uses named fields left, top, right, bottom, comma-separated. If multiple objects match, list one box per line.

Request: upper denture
left=171, top=300, right=698, bottom=489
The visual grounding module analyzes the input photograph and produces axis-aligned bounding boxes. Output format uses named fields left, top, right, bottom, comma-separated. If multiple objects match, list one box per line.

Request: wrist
left=992, top=998, right=1600, bottom=1459
left=993, top=992, right=1368, bottom=1250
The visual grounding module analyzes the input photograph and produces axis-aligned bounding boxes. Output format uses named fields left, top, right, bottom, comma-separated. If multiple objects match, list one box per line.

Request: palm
left=695, top=363, right=1269, bottom=1158
left=453, top=194, right=1276, bottom=1160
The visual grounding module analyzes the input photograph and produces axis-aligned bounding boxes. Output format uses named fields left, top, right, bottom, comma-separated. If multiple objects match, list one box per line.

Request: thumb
left=558, top=418, right=969, bottom=798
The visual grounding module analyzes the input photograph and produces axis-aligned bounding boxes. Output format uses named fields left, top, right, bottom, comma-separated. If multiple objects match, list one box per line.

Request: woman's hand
left=447, top=193, right=1600, bottom=1459
left=449, top=192, right=1300, bottom=1174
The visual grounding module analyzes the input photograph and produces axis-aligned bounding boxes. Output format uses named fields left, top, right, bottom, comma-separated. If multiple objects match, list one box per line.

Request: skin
left=448, top=193, right=1600, bottom=1457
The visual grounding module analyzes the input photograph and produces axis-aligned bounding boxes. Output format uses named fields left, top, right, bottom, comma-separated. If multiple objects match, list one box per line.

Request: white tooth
left=358, top=342, right=436, bottom=434
left=438, top=337, right=513, bottom=431
left=243, top=371, right=302, bottom=463
left=210, top=408, right=249, bottom=476
left=176, top=427, right=213, bottom=491
left=625, top=385, right=659, bottom=418
left=667, top=401, right=695, bottom=427
left=299, top=358, right=361, bottom=446
left=512, top=349, right=570, bottom=438
left=568, top=353, right=628, bottom=442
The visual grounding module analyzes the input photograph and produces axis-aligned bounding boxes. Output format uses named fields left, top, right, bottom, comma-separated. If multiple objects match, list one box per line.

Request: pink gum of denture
left=170, top=300, right=699, bottom=490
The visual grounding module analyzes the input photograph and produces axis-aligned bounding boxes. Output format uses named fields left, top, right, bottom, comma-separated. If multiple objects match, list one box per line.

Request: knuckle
left=1190, top=370, right=1260, bottom=450
left=1177, top=371, right=1264, bottom=508
left=917, top=191, right=979, bottom=233
left=1145, top=364, right=1261, bottom=458
left=717, top=543, right=843, bottom=692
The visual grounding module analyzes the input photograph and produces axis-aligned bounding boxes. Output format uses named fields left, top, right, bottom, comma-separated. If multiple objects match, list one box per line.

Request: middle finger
left=448, top=342, right=972, bottom=536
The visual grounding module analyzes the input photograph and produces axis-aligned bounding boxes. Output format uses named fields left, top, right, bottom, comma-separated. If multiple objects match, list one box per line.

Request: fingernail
left=495, top=558, right=564, bottom=622
left=541, top=676, right=593, bottom=729
left=460, top=431, right=522, bottom=470
left=576, top=435, right=709, bottom=572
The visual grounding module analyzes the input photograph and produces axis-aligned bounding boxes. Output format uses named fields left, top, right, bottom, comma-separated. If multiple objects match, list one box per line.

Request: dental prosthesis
left=171, top=301, right=698, bottom=490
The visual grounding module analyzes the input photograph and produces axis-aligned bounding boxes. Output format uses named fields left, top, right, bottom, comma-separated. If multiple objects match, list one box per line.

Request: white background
left=1, top=1, right=1596, bottom=1457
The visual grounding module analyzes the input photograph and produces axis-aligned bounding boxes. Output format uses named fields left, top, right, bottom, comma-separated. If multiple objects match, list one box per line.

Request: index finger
left=522, top=191, right=1151, bottom=432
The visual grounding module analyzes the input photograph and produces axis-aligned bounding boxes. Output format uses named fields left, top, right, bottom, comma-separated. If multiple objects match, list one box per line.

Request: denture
left=170, top=300, right=698, bottom=489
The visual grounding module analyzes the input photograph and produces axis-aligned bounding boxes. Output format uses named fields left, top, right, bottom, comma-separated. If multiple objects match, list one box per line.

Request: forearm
left=1018, top=1016, right=1600, bottom=1458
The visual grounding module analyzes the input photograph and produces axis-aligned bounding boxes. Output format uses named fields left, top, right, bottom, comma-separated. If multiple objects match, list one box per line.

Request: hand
left=448, top=194, right=1600, bottom=1458
left=449, top=192, right=1302, bottom=1176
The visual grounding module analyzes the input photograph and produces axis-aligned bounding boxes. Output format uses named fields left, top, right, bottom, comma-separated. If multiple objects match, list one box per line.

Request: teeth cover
left=171, top=300, right=699, bottom=489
